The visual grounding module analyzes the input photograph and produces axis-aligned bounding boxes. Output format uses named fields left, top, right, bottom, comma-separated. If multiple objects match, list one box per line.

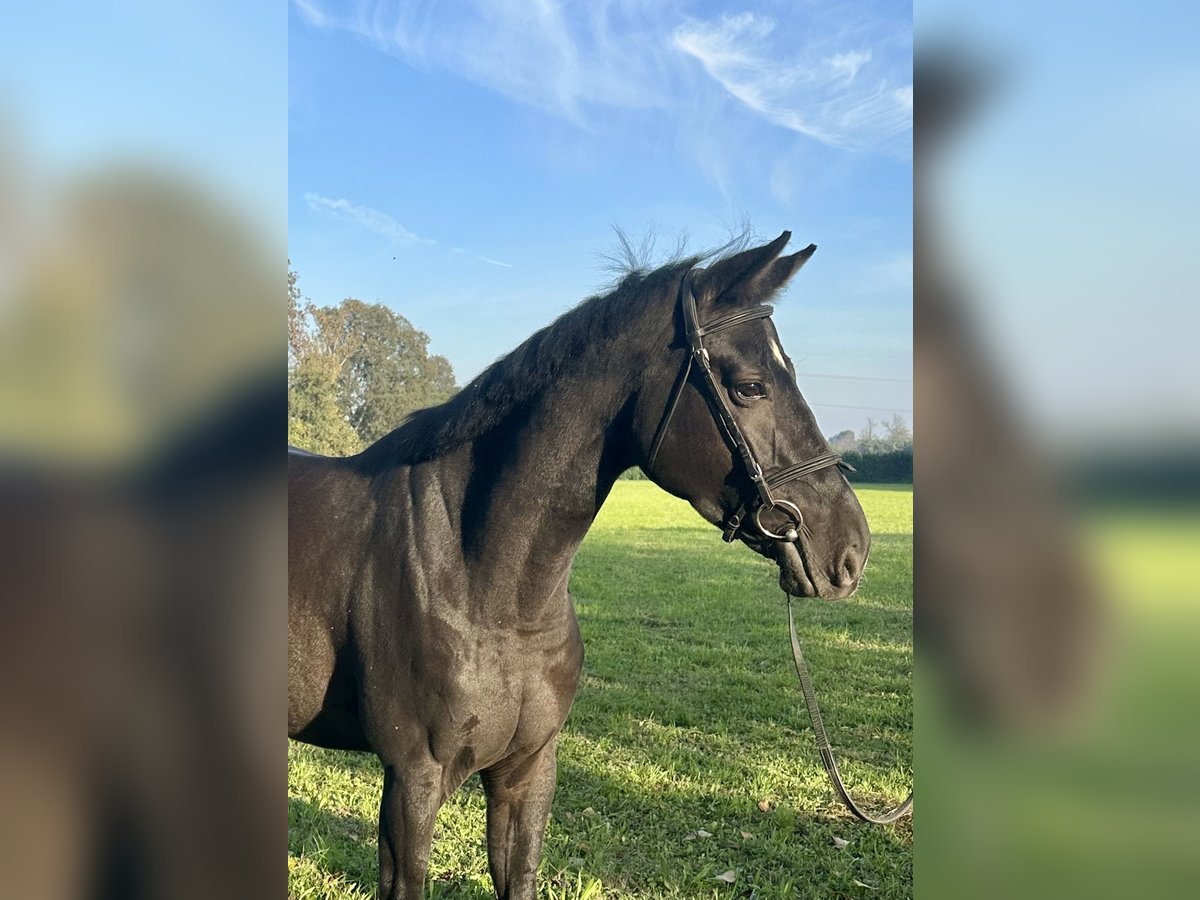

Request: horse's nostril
left=834, top=547, right=863, bottom=587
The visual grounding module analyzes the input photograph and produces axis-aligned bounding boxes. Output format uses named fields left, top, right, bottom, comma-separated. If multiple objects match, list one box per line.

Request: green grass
left=289, top=483, right=913, bottom=899
left=919, top=506, right=1200, bottom=900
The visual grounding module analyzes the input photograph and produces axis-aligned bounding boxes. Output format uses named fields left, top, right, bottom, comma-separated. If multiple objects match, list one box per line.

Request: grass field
left=918, top=504, right=1200, bottom=900
left=288, top=483, right=913, bottom=899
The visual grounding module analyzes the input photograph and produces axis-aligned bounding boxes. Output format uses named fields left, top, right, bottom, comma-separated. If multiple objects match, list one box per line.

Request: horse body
left=288, top=232, right=870, bottom=899
left=289, top=337, right=641, bottom=898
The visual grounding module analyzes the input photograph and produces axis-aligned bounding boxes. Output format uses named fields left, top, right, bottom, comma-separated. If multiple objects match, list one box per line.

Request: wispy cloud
left=673, top=13, right=910, bottom=150
left=290, top=0, right=678, bottom=122
left=831, top=50, right=872, bottom=82
left=292, top=1, right=910, bottom=152
left=478, top=256, right=514, bottom=269
left=304, top=195, right=513, bottom=266
left=291, top=0, right=328, bottom=28
left=304, top=193, right=434, bottom=247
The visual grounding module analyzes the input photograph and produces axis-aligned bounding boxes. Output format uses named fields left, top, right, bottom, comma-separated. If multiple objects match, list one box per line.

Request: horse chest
left=403, top=614, right=581, bottom=773
left=355, top=563, right=585, bottom=774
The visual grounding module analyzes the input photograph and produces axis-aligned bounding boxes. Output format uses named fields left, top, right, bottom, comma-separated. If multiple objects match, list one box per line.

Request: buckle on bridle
left=721, top=513, right=743, bottom=543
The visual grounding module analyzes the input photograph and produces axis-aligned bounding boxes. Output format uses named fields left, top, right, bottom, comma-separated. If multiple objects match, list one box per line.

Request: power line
left=796, top=372, right=912, bottom=383
left=811, top=402, right=913, bottom=414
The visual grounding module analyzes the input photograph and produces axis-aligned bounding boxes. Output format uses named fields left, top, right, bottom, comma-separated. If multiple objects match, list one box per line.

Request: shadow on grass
left=547, top=755, right=912, bottom=896
left=288, top=793, right=496, bottom=899
left=424, top=875, right=495, bottom=899
left=290, top=748, right=910, bottom=900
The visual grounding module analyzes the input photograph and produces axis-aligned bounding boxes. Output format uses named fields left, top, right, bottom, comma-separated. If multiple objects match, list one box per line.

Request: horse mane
left=351, top=252, right=704, bottom=472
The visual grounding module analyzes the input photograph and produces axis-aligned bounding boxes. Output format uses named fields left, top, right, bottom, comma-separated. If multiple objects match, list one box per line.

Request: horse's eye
left=735, top=381, right=767, bottom=400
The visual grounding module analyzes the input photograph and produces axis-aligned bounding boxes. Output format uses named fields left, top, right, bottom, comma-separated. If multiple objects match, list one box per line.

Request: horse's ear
left=695, top=231, right=807, bottom=307
left=757, top=243, right=817, bottom=300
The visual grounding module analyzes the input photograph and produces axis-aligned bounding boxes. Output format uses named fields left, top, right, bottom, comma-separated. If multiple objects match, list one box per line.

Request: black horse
left=288, top=232, right=870, bottom=900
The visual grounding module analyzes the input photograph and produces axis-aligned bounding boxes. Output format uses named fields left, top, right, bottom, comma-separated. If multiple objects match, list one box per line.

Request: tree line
left=288, top=265, right=457, bottom=456
left=828, top=415, right=913, bottom=482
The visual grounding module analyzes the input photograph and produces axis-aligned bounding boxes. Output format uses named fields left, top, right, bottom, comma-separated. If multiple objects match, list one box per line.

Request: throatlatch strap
left=787, top=594, right=913, bottom=825
left=646, top=353, right=693, bottom=469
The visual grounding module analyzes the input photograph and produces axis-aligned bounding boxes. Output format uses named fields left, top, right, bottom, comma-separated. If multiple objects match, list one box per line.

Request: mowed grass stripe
left=289, top=482, right=913, bottom=899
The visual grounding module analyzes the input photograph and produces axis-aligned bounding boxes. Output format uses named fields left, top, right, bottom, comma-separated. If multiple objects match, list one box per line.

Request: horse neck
left=453, top=314, right=663, bottom=617
left=460, top=375, right=629, bottom=598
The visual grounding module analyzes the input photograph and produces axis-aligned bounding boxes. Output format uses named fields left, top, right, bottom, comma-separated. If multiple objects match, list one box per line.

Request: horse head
left=637, top=232, right=871, bottom=600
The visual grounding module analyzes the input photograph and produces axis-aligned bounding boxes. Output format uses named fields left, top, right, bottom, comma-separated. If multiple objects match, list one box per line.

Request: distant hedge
left=841, top=448, right=913, bottom=483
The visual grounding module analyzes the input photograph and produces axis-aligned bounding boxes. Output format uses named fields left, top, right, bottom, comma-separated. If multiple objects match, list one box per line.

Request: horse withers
left=288, top=232, right=870, bottom=899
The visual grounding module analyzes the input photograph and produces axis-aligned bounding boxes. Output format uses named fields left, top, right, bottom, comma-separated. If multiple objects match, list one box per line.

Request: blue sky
left=918, top=1, right=1200, bottom=440
left=289, top=1, right=912, bottom=437
left=1, top=2, right=284, bottom=241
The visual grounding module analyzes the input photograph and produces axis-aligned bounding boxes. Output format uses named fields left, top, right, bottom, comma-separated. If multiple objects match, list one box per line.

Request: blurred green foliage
left=287, top=265, right=456, bottom=455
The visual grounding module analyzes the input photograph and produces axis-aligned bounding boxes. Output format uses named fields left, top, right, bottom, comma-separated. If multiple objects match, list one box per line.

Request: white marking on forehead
left=769, top=335, right=787, bottom=370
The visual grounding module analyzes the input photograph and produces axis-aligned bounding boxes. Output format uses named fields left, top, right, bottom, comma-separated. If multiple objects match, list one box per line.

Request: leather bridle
left=647, top=267, right=850, bottom=544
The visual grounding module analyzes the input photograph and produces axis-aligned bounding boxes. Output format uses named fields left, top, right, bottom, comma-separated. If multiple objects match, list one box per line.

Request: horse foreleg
left=481, top=740, right=558, bottom=900
left=376, top=762, right=441, bottom=900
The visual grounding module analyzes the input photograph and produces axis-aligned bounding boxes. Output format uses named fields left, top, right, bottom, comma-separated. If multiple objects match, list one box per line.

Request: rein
left=650, top=266, right=913, bottom=825
left=786, top=593, right=914, bottom=825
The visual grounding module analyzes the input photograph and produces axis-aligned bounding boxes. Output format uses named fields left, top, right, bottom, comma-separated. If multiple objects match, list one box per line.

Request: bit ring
left=754, top=499, right=803, bottom=542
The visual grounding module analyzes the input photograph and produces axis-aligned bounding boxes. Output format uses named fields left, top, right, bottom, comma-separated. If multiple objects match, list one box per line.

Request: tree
left=288, top=367, right=363, bottom=456
left=883, top=414, right=912, bottom=450
left=286, top=266, right=457, bottom=453
left=829, top=429, right=857, bottom=452
left=331, top=299, right=457, bottom=445
left=287, top=266, right=362, bottom=455
left=288, top=263, right=306, bottom=377
left=828, top=417, right=914, bottom=483
left=857, top=417, right=885, bottom=455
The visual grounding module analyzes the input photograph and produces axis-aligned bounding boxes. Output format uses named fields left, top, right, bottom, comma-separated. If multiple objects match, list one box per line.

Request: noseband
left=647, top=268, right=850, bottom=543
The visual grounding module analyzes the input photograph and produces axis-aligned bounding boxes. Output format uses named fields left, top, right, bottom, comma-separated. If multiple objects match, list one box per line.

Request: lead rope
left=786, top=593, right=914, bottom=825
